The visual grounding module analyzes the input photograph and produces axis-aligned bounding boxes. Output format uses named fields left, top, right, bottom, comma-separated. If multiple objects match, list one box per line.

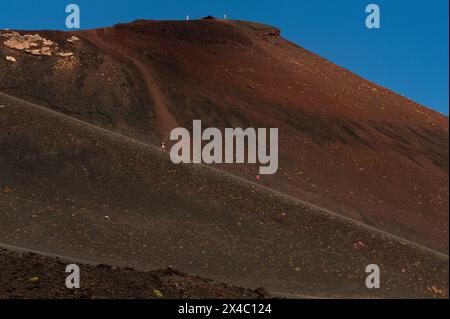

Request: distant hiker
left=256, top=175, right=262, bottom=183
left=161, top=142, right=166, bottom=152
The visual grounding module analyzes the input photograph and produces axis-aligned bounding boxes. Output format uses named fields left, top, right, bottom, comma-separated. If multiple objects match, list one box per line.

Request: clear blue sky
left=1, top=0, right=448, bottom=115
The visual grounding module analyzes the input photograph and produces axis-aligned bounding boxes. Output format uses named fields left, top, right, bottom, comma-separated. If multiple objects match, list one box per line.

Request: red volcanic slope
left=0, top=19, right=449, bottom=298
left=77, top=19, right=448, bottom=253
left=0, top=19, right=448, bottom=255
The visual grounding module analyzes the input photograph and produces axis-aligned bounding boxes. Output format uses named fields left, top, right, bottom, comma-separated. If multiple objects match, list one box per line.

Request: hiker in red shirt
left=256, top=175, right=262, bottom=183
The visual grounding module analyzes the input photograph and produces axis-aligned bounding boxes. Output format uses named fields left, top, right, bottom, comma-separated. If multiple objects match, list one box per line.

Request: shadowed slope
left=0, top=92, right=448, bottom=298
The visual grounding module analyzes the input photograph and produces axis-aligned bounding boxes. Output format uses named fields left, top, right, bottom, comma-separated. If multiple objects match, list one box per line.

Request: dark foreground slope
left=0, top=19, right=448, bottom=255
left=0, top=247, right=266, bottom=299
left=0, top=92, right=447, bottom=298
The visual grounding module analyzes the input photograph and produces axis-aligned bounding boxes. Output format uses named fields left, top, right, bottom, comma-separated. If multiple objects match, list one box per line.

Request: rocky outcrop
left=1, top=32, right=55, bottom=56
left=67, top=35, right=80, bottom=43
left=57, top=52, right=74, bottom=57
left=1, top=31, right=75, bottom=57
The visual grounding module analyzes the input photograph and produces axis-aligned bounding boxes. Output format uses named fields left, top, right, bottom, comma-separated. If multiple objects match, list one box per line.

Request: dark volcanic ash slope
left=0, top=19, right=448, bottom=254
left=0, top=19, right=448, bottom=298
left=0, top=92, right=448, bottom=298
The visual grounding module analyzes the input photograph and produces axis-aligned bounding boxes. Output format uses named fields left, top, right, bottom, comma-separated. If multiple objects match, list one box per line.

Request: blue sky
left=1, top=0, right=448, bottom=115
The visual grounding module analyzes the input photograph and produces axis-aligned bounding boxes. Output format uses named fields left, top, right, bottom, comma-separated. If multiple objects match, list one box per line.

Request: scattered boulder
left=42, top=39, right=55, bottom=46
left=57, top=52, right=74, bottom=57
left=353, top=241, right=366, bottom=250
left=26, top=46, right=52, bottom=56
left=153, top=289, right=164, bottom=298
left=254, top=287, right=271, bottom=298
left=29, top=276, right=40, bottom=283
left=4, top=38, right=32, bottom=50
left=265, top=29, right=280, bottom=37
left=67, top=36, right=80, bottom=43
left=428, top=285, right=444, bottom=295
left=5, top=56, right=16, bottom=62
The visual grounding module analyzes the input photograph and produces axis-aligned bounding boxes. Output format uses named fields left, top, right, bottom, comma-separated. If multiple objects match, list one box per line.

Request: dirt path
left=80, top=30, right=178, bottom=136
